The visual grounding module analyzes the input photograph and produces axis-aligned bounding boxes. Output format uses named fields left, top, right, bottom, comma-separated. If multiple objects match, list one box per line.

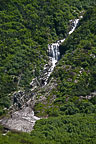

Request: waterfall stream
left=1, top=18, right=81, bottom=133
left=44, top=18, right=80, bottom=85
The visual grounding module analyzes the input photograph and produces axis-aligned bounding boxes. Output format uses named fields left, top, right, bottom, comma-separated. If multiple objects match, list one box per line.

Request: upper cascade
left=44, top=18, right=81, bottom=85
left=48, top=19, right=80, bottom=65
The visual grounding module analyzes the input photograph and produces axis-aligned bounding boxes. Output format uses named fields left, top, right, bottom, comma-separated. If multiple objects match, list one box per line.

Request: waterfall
left=1, top=18, right=82, bottom=133
left=44, top=18, right=80, bottom=85
left=68, top=19, right=79, bottom=35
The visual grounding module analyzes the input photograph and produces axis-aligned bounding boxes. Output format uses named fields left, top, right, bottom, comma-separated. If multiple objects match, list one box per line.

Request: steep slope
left=27, top=6, right=96, bottom=144
left=0, top=0, right=95, bottom=115
left=33, top=7, right=96, bottom=116
left=0, top=0, right=85, bottom=114
left=0, top=18, right=81, bottom=133
left=0, top=1, right=96, bottom=144
left=57, top=7, right=96, bottom=97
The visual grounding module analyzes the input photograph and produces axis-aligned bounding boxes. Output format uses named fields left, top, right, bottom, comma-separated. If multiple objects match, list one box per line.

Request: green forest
left=0, top=0, right=96, bottom=144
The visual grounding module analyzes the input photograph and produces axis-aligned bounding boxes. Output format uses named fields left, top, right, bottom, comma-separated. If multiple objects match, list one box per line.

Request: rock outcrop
left=1, top=107, right=40, bottom=132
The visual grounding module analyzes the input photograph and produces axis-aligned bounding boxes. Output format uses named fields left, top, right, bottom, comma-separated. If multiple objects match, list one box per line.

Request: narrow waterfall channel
left=1, top=18, right=81, bottom=133
left=44, top=18, right=80, bottom=85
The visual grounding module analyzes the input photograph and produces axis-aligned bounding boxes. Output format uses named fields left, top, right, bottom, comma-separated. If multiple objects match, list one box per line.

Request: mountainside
left=33, top=7, right=96, bottom=117
left=0, top=0, right=95, bottom=114
left=0, top=0, right=82, bottom=113
left=0, top=0, right=96, bottom=144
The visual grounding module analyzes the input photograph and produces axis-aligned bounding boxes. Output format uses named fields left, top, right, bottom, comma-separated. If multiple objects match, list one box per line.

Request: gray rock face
left=1, top=107, right=40, bottom=132
left=12, top=91, right=25, bottom=109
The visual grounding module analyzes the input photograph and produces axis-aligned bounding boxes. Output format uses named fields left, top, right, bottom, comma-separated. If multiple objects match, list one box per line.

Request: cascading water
left=44, top=43, right=60, bottom=85
left=44, top=18, right=80, bottom=85
left=1, top=18, right=82, bottom=133
left=68, top=19, right=79, bottom=35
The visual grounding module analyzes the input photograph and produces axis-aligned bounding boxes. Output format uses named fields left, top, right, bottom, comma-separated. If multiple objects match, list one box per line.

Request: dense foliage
left=57, top=7, right=96, bottom=97
left=34, top=6, right=96, bottom=118
left=32, top=6, right=96, bottom=144
left=0, top=0, right=96, bottom=144
left=0, top=114, right=96, bottom=144
left=0, top=0, right=96, bottom=113
left=0, top=0, right=83, bottom=112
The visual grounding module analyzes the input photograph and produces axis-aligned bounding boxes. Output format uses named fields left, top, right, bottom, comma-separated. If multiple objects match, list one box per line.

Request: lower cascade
left=0, top=18, right=81, bottom=133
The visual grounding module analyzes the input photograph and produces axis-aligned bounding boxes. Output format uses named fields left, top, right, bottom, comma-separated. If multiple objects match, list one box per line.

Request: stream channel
left=0, top=18, right=81, bottom=133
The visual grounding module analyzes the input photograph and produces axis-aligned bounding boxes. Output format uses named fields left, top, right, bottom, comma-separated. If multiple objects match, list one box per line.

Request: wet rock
left=30, top=78, right=37, bottom=87
left=12, top=91, right=31, bottom=110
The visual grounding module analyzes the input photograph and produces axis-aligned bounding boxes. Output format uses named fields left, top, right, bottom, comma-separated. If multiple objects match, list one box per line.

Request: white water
left=44, top=19, right=80, bottom=85
left=68, top=19, right=79, bottom=35
left=1, top=18, right=81, bottom=133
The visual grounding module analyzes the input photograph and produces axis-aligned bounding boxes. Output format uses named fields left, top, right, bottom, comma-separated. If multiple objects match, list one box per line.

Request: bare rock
left=1, top=107, right=40, bottom=133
